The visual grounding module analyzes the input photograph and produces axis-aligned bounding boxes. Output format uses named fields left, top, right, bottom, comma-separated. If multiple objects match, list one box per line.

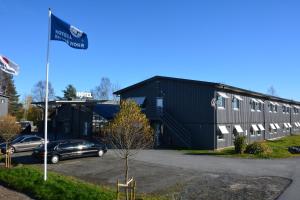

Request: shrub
left=245, top=141, right=272, bottom=156
left=234, top=135, right=247, bottom=154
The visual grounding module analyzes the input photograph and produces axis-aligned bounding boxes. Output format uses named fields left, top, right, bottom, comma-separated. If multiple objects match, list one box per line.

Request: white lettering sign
left=76, top=92, right=92, bottom=98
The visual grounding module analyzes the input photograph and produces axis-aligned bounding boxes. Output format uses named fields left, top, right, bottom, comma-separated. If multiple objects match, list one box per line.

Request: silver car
left=0, top=135, right=45, bottom=154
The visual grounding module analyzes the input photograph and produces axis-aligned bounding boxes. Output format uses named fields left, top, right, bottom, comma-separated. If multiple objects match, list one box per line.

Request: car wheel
left=51, top=155, right=59, bottom=164
left=98, top=150, right=104, bottom=157
left=9, top=147, right=15, bottom=154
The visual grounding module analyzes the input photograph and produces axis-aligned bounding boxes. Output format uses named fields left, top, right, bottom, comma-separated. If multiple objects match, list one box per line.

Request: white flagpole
left=44, top=8, right=51, bottom=181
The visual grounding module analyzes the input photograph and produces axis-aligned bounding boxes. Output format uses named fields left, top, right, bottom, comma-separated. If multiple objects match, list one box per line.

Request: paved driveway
left=131, top=150, right=300, bottom=200
left=12, top=150, right=300, bottom=199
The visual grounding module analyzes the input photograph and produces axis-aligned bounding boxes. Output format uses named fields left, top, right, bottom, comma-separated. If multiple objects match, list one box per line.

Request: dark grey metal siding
left=116, top=76, right=300, bottom=150
left=216, top=91, right=265, bottom=148
left=264, top=101, right=292, bottom=139
left=0, top=96, right=8, bottom=117
left=160, top=79, right=215, bottom=149
left=291, top=105, right=300, bottom=134
left=119, top=78, right=216, bottom=149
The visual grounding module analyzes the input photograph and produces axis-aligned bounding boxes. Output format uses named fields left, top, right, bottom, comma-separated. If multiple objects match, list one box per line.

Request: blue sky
left=1, top=0, right=300, bottom=101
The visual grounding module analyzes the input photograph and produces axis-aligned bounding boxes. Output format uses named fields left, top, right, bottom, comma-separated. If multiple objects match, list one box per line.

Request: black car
left=32, top=139, right=107, bottom=164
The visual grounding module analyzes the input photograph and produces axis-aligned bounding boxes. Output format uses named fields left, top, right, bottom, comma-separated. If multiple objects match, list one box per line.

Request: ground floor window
left=250, top=124, right=259, bottom=137
left=269, top=123, right=276, bottom=134
left=217, top=130, right=225, bottom=140
left=257, top=130, right=261, bottom=136
left=250, top=128, right=256, bottom=136
left=217, top=125, right=229, bottom=140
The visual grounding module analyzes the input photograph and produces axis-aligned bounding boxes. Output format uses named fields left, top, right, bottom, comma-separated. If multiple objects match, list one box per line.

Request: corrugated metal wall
left=216, top=91, right=300, bottom=148
left=120, top=78, right=216, bottom=149
left=0, top=96, right=8, bottom=117
left=118, top=77, right=300, bottom=150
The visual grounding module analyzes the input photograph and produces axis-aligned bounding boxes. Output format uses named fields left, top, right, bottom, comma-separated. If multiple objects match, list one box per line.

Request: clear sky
left=1, top=0, right=300, bottom=101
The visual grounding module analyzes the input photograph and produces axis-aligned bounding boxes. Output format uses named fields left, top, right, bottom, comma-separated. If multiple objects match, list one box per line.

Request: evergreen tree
left=0, top=71, right=22, bottom=117
left=62, top=84, right=77, bottom=100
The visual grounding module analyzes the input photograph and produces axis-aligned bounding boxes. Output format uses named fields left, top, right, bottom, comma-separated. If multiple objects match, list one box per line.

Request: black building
left=34, top=100, right=119, bottom=140
left=115, top=76, right=300, bottom=149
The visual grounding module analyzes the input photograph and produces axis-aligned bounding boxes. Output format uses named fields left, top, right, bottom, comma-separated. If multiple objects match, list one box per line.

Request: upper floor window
left=232, top=95, right=242, bottom=110
left=250, top=98, right=257, bottom=111
left=269, top=102, right=274, bottom=112
left=274, top=105, right=278, bottom=113
left=216, top=92, right=229, bottom=109
left=217, top=96, right=226, bottom=108
left=286, top=107, right=290, bottom=114
left=0, top=99, right=4, bottom=103
left=294, top=106, right=299, bottom=114
left=156, top=97, right=163, bottom=108
left=257, top=99, right=264, bottom=112
left=257, top=103, right=262, bottom=111
left=282, top=105, right=286, bottom=114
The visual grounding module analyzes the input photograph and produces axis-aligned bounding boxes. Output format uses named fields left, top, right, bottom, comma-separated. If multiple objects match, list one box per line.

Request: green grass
left=183, top=135, right=300, bottom=159
left=0, top=166, right=166, bottom=200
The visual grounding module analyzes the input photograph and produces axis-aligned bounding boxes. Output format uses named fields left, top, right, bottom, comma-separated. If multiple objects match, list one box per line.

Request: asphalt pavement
left=11, top=150, right=300, bottom=199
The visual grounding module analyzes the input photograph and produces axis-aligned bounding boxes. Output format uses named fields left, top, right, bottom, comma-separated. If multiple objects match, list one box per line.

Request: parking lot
left=11, top=150, right=296, bottom=200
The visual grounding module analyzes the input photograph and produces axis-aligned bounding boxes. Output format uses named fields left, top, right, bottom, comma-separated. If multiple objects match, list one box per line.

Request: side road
left=131, top=150, right=300, bottom=200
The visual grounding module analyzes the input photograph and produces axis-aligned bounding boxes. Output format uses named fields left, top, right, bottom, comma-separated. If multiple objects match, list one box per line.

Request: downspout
left=213, top=91, right=216, bottom=150
left=290, top=105, right=292, bottom=136
left=263, top=100, right=266, bottom=140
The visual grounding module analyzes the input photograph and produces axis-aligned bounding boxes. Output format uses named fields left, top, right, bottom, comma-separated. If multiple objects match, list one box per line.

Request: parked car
left=0, top=135, right=45, bottom=154
left=32, top=139, right=107, bottom=164
left=288, top=146, right=300, bottom=154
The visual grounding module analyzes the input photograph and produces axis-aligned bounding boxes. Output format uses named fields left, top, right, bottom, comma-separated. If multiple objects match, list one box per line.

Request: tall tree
left=62, top=84, right=77, bottom=100
left=0, top=71, right=22, bottom=117
left=111, top=82, right=121, bottom=102
left=267, top=85, right=277, bottom=96
left=92, top=77, right=112, bottom=100
left=32, top=80, right=55, bottom=102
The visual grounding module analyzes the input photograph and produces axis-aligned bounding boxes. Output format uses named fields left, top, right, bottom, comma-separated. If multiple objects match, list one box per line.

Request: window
left=286, top=107, right=290, bottom=114
left=234, top=125, right=244, bottom=133
left=269, top=104, right=274, bottom=112
left=217, top=130, right=224, bottom=140
left=217, top=125, right=229, bottom=140
left=232, top=97, right=240, bottom=110
left=0, top=99, right=4, bottom=103
left=250, top=101, right=256, bottom=111
left=30, top=137, right=42, bottom=142
left=294, top=107, right=299, bottom=114
left=250, top=124, right=259, bottom=137
left=274, top=105, right=278, bottom=113
left=269, top=123, right=276, bottom=134
left=257, top=102, right=262, bottom=111
left=283, top=123, right=289, bottom=132
left=217, top=96, right=226, bottom=109
left=250, top=128, right=256, bottom=136
left=156, top=97, right=163, bottom=108
left=59, top=143, right=77, bottom=150
left=282, top=105, right=286, bottom=114
left=216, top=92, right=229, bottom=109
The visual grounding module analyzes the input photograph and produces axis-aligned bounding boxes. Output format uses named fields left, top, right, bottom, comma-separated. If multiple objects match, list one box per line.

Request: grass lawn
left=184, top=135, right=300, bottom=159
left=0, top=166, right=166, bottom=200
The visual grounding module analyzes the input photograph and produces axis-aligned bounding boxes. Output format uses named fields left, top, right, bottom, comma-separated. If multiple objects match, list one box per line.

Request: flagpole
left=44, top=8, right=51, bottom=181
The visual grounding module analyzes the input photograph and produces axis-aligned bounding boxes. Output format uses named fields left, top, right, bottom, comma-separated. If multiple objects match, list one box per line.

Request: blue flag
left=50, top=14, right=88, bottom=49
